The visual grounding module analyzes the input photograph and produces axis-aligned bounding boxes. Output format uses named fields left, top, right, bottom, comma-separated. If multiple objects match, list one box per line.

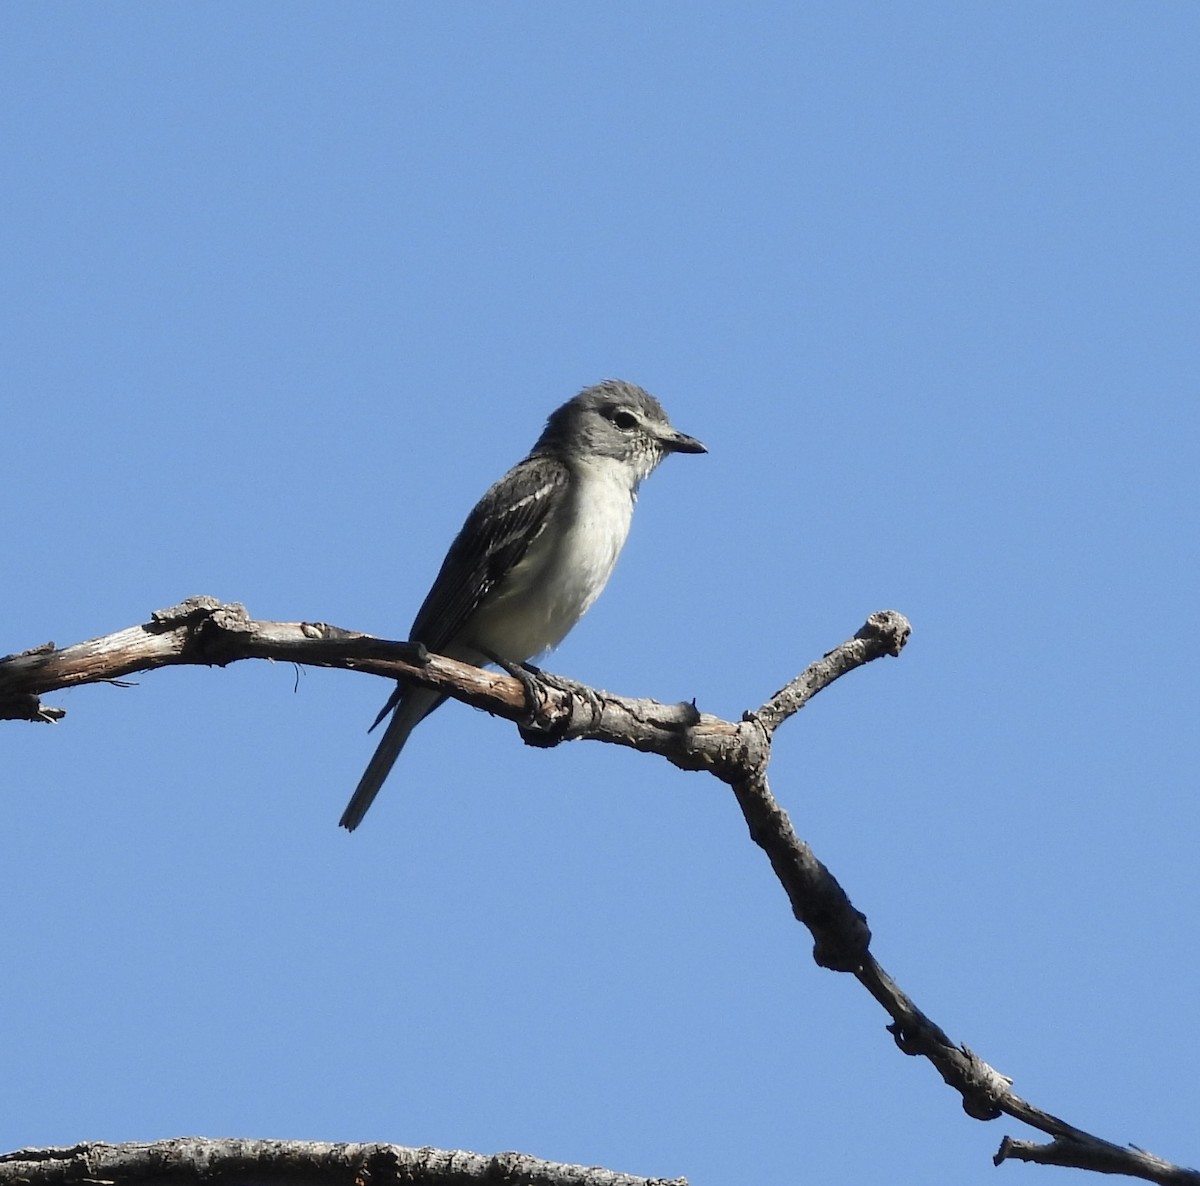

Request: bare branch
left=995, top=1134, right=1200, bottom=1183
left=6, top=598, right=1196, bottom=1181
left=751, top=608, right=911, bottom=736
left=727, top=761, right=872, bottom=973
left=0, top=596, right=746, bottom=774
left=0, top=1138, right=686, bottom=1186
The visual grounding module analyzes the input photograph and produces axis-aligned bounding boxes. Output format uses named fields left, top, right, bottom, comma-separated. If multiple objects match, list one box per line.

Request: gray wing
left=366, top=454, right=568, bottom=735
left=410, top=452, right=569, bottom=653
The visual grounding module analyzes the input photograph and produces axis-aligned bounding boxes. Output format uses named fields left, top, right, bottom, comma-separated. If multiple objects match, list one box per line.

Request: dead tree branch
left=0, top=1138, right=684, bottom=1186
left=2, top=597, right=1195, bottom=1183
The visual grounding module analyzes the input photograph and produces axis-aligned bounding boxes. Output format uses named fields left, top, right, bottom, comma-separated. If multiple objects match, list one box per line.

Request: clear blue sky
left=5, top=5, right=1198, bottom=1183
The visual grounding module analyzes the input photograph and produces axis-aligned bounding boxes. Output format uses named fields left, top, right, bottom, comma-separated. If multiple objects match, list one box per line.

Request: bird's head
left=534, top=379, right=706, bottom=479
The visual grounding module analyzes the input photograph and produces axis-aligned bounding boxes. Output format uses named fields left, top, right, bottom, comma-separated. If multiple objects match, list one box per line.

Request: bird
left=338, top=379, right=706, bottom=831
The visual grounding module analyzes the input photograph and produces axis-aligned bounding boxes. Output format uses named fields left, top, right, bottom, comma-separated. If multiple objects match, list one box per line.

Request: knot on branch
left=150, top=595, right=231, bottom=629
left=152, top=597, right=253, bottom=666
left=810, top=902, right=872, bottom=973
left=854, top=610, right=911, bottom=657
left=888, top=1018, right=1008, bottom=1121
left=954, top=1045, right=1010, bottom=1120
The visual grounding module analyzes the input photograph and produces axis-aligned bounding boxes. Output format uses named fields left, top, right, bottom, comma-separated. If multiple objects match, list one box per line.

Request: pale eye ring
left=610, top=409, right=638, bottom=431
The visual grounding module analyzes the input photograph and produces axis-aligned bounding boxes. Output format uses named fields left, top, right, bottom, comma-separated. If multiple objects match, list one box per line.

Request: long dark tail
left=339, top=685, right=445, bottom=831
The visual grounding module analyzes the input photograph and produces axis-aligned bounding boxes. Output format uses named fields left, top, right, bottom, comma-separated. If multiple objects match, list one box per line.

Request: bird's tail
left=339, top=685, right=444, bottom=831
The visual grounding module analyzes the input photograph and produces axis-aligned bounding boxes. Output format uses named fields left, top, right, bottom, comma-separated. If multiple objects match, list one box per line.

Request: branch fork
left=3, top=600, right=1194, bottom=1182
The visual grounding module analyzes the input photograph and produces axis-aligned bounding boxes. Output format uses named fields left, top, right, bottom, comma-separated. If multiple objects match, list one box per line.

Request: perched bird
left=339, top=379, right=706, bottom=831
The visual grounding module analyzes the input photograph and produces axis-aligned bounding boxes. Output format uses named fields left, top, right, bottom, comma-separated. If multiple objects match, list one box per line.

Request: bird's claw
left=485, top=653, right=600, bottom=747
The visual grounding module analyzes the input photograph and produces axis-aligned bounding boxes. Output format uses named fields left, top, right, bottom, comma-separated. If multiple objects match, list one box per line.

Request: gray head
left=533, top=379, right=706, bottom=479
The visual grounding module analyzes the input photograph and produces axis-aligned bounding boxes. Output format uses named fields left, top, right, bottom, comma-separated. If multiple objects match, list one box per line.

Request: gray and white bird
left=339, top=379, right=706, bottom=831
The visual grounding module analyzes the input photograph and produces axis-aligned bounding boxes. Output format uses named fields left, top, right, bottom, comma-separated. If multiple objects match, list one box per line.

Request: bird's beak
left=662, top=428, right=707, bottom=455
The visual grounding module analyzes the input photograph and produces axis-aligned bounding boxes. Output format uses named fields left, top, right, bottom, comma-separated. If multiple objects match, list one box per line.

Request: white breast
left=469, top=454, right=638, bottom=662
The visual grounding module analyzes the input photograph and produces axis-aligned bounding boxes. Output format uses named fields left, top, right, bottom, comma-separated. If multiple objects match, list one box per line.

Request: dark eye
left=609, top=408, right=638, bottom=430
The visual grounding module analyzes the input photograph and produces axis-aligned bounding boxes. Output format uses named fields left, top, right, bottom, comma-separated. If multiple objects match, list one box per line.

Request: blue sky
left=4, top=4, right=1198, bottom=1183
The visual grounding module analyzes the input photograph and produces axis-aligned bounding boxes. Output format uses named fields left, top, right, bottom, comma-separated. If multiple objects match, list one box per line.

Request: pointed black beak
left=663, top=428, right=707, bottom=455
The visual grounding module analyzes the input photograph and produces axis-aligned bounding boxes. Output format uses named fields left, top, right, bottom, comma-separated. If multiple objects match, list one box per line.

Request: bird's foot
left=484, top=654, right=602, bottom=747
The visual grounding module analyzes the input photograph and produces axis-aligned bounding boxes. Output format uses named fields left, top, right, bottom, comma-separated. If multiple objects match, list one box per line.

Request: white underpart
left=467, top=452, right=652, bottom=662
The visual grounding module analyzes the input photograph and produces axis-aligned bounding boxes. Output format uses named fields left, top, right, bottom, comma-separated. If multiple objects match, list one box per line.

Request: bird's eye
left=609, top=408, right=638, bottom=430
